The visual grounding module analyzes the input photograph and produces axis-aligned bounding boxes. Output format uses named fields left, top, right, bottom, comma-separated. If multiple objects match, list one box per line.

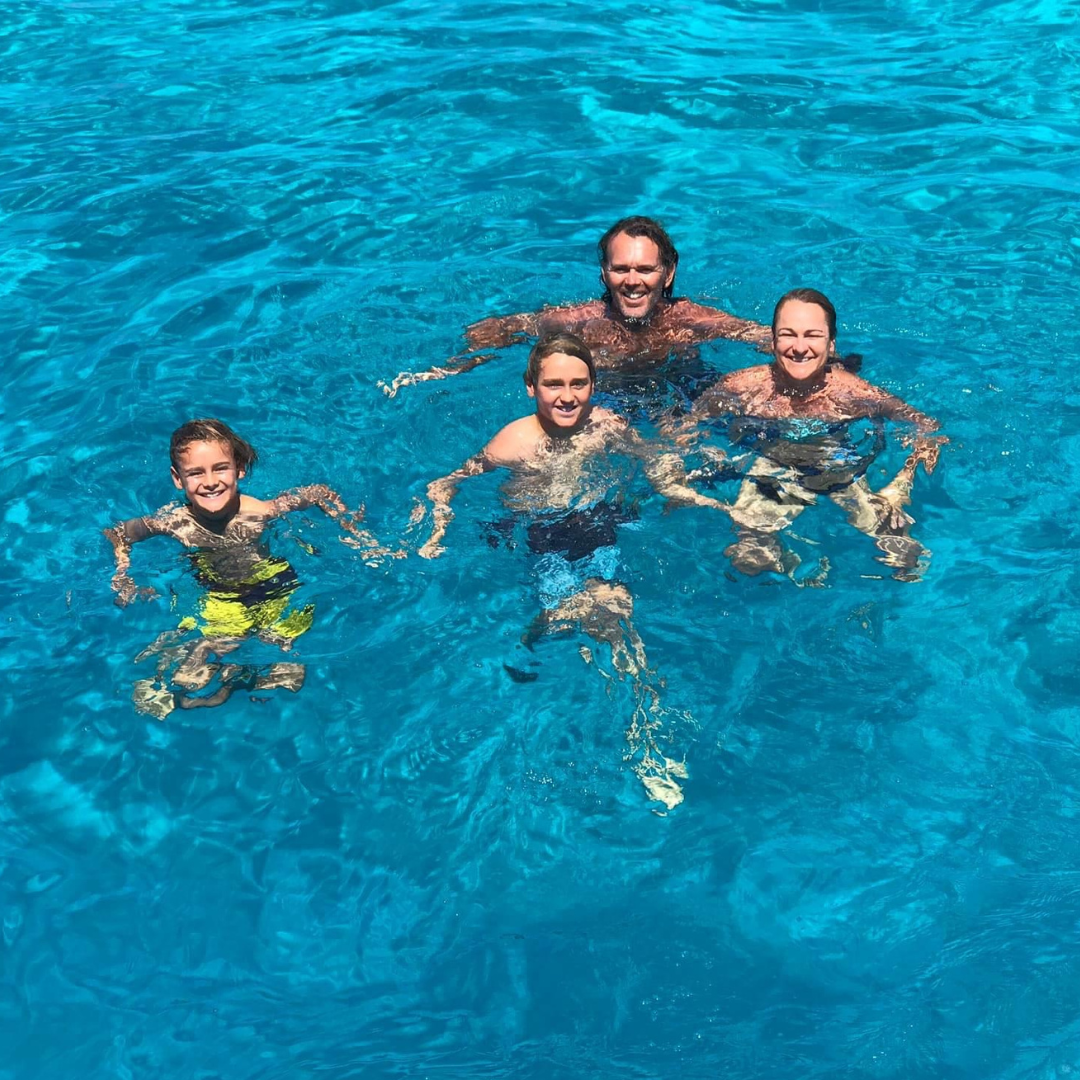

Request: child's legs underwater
left=132, top=586, right=314, bottom=718
left=516, top=519, right=688, bottom=811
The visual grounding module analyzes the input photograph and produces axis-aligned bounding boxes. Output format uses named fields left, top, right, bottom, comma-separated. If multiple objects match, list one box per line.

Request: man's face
left=527, top=353, right=594, bottom=431
left=601, top=232, right=675, bottom=324
left=171, top=439, right=244, bottom=520
left=772, top=300, right=832, bottom=383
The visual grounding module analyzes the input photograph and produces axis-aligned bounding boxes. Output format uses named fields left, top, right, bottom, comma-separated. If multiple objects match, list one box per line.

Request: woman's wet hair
left=771, top=287, right=862, bottom=373
left=170, top=418, right=259, bottom=472
left=597, top=216, right=679, bottom=299
left=524, top=332, right=597, bottom=387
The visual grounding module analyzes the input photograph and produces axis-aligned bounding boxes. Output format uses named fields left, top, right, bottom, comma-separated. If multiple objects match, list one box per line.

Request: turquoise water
left=4, top=1, right=1080, bottom=1076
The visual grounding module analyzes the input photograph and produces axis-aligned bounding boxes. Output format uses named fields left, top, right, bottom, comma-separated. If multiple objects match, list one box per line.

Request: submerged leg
left=176, top=660, right=305, bottom=710
left=527, top=577, right=689, bottom=811
left=172, top=637, right=242, bottom=690
left=726, top=464, right=813, bottom=578
left=830, top=477, right=927, bottom=581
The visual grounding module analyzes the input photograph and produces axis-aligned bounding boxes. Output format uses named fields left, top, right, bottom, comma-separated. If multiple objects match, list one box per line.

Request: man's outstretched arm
left=680, top=302, right=772, bottom=349
left=379, top=304, right=599, bottom=398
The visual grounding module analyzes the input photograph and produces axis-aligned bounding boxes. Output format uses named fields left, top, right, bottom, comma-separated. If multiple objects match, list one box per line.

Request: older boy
left=417, top=333, right=722, bottom=809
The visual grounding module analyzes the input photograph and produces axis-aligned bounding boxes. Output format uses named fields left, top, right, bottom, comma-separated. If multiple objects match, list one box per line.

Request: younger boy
left=106, top=418, right=390, bottom=716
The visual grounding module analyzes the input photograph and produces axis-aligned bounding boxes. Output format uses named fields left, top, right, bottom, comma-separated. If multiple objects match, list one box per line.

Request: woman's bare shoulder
left=721, top=364, right=771, bottom=391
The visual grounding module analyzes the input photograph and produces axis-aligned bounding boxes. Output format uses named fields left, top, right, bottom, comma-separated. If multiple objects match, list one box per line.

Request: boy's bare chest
left=174, top=509, right=268, bottom=548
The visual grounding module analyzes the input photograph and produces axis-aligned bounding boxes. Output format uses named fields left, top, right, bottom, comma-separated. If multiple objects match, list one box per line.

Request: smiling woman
left=675, top=289, right=947, bottom=581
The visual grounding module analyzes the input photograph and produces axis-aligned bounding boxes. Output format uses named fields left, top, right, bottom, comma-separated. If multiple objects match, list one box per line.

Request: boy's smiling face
left=527, top=352, right=594, bottom=432
left=171, top=439, right=244, bottom=520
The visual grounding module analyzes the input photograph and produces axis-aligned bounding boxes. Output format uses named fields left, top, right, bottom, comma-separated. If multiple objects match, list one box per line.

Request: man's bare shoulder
left=668, top=298, right=730, bottom=322
left=484, top=416, right=542, bottom=466
left=536, top=300, right=606, bottom=330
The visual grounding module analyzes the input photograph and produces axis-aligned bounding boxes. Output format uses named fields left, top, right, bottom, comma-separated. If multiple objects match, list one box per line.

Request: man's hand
left=379, top=368, right=449, bottom=398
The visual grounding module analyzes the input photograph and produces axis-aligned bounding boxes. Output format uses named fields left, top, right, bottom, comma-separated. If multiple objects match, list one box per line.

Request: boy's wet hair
left=598, top=216, right=679, bottom=299
left=170, top=418, right=258, bottom=472
left=524, top=332, right=596, bottom=387
left=771, top=287, right=862, bottom=373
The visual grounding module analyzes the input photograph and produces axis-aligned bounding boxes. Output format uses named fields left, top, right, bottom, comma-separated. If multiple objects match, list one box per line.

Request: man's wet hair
left=170, top=418, right=259, bottom=472
left=771, top=287, right=862, bottom=373
left=524, top=332, right=596, bottom=387
left=598, top=216, right=679, bottom=299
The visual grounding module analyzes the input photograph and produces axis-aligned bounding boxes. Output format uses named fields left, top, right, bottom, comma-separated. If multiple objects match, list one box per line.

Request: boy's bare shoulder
left=145, top=502, right=190, bottom=534
left=239, top=492, right=276, bottom=515
left=484, top=416, right=541, bottom=466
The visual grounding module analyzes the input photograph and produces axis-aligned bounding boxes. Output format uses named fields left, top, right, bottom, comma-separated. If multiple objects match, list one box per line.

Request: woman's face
left=772, top=299, right=832, bottom=382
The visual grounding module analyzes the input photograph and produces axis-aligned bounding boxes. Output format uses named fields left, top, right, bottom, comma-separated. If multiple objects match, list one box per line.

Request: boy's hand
left=340, top=535, right=407, bottom=564
left=112, top=574, right=159, bottom=607
left=868, top=491, right=915, bottom=534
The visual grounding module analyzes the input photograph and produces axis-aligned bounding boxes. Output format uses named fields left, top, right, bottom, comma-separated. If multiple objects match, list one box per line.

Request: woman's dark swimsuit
left=724, top=416, right=887, bottom=494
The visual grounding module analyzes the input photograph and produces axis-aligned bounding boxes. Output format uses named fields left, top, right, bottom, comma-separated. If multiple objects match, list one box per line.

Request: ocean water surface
left=3, top=1, right=1080, bottom=1076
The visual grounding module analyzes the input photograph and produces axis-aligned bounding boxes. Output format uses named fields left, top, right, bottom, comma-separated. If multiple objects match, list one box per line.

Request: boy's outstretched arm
left=104, top=517, right=162, bottom=606
left=417, top=455, right=490, bottom=559
left=620, top=426, right=730, bottom=513
left=267, top=485, right=403, bottom=561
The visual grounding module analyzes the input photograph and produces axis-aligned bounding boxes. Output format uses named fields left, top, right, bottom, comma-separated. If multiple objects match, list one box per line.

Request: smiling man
left=381, top=217, right=771, bottom=397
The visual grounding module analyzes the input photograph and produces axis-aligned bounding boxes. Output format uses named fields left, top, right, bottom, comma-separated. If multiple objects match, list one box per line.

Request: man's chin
left=613, top=301, right=662, bottom=328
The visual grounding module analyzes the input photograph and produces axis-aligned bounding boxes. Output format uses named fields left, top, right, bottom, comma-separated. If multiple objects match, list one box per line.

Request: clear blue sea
left=3, top=1, right=1080, bottom=1076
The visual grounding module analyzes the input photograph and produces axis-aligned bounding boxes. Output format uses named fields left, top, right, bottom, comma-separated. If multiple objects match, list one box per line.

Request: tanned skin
left=671, top=297, right=946, bottom=579
left=380, top=229, right=770, bottom=397
left=415, top=349, right=720, bottom=809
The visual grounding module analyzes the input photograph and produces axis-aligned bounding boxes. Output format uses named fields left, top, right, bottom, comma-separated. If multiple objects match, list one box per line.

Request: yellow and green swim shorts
left=179, top=558, right=314, bottom=642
